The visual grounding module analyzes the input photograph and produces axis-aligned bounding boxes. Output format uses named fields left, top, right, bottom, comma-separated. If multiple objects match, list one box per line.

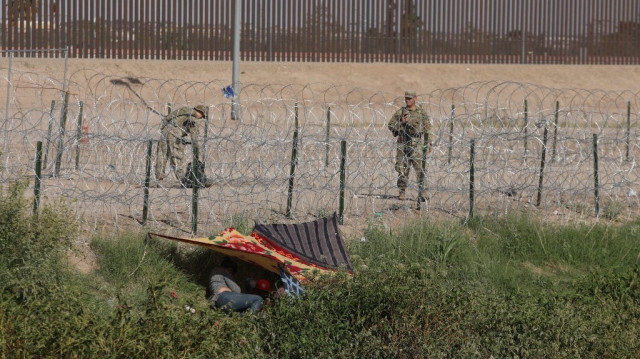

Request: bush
left=0, top=181, right=77, bottom=303
left=2, top=196, right=640, bottom=358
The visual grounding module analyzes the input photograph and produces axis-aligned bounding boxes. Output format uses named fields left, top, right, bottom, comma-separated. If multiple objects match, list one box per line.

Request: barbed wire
left=1, top=68, right=639, bottom=237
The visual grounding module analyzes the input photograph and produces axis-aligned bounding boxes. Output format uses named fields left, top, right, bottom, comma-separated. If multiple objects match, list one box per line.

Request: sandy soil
left=5, top=58, right=640, bottom=94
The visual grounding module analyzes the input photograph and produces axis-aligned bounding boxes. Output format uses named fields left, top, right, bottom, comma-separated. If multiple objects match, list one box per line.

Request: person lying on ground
left=208, top=257, right=263, bottom=314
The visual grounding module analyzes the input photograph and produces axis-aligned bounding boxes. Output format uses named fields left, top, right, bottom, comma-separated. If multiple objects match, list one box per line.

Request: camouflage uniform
left=155, top=106, right=204, bottom=181
left=388, top=102, right=430, bottom=197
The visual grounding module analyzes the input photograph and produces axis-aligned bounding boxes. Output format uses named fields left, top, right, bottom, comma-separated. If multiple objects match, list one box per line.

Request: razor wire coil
left=1, top=68, right=639, bottom=237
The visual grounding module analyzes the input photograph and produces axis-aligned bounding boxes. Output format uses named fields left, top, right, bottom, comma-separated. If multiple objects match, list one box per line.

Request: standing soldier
left=155, top=105, right=212, bottom=187
left=388, top=91, right=431, bottom=200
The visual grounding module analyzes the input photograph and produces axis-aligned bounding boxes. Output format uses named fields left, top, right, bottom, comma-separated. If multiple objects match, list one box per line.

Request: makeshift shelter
left=148, top=213, right=352, bottom=283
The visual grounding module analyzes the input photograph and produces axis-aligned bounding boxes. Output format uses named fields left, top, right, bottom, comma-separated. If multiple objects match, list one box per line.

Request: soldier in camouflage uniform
left=155, top=105, right=208, bottom=185
left=388, top=91, right=431, bottom=200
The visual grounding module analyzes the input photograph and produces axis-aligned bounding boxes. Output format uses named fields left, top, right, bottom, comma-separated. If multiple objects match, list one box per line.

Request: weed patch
left=2, top=187, right=639, bottom=358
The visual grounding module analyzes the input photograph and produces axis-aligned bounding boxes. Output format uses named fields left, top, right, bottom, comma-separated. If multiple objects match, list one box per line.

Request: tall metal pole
left=3, top=53, right=13, bottom=170
left=231, top=0, right=242, bottom=121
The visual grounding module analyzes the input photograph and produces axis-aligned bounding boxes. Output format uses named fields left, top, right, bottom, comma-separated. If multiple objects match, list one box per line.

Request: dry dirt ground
left=7, top=58, right=640, bottom=94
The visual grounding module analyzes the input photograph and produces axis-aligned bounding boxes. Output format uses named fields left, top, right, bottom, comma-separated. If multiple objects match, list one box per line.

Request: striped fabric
left=253, top=213, right=353, bottom=272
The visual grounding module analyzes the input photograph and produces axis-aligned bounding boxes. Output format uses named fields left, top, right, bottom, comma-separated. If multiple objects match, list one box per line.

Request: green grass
left=2, top=181, right=639, bottom=358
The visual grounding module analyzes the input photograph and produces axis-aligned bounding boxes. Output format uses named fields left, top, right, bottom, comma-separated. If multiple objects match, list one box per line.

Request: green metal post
left=536, top=126, right=549, bottom=207
left=142, top=140, right=153, bottom=226
left=551, top=101, right=559, bottom=162
left=593, top=134, right=599, bottom=216
left=626, top=101, right=631, bottom=162
left=191, top=146, right=199, bottom=234
left=325, top=106, right=331, bottom=167
left=43, top=100, right=56, bottom=170
left=286, top=103, right=299, bottom=219
left=339, top=140, right=346, bottom=224
left=75, top=101, right=83, bottom=170
left=202, top=105, right=209, bottom=170
left=54, top=91, right=69, bottom=177
left=33, top=141, right=43, bottom=215
left=523, top=99, right=528, bottom=159
left=448, top=104, right=455, bottom=165
left=417, top=133, right=430, bottom=210
left=469, top=139, right=475, bottom=220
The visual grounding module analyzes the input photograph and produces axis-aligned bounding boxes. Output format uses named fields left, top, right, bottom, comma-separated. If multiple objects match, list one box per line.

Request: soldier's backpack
left=181, top=160, right=209, bottom=188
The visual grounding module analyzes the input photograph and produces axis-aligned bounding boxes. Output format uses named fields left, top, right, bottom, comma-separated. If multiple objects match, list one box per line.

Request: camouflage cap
left=193, top=105, right=208, bottom=118
left=404, top=91, right=417, bottom=98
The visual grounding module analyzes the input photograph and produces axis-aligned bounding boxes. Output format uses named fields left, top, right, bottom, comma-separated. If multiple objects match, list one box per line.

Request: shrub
left=0, top=181, right=77, bottom=303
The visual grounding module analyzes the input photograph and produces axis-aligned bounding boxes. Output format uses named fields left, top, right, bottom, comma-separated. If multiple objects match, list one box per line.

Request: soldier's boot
left=398, top=190, right=406, bottom=200
left=180, top=177, right=214, bottom=189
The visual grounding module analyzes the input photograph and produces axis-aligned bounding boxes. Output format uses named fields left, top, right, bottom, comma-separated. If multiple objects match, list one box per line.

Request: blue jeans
left=216, top=292, right=263, bottom=314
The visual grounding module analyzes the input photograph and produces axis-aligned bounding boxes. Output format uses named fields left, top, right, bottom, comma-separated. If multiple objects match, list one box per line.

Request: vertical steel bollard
left=191, top=146, right=199, bottom=234
left=593, top=134, right=599, bottom=217
left=286, top=103, right=299, bottom=219
left=43, top=100, right=56, bottom=170
left=448, top=104, right=455, bottom=165
left=339, top=140, right=346, bottom=225
left=417, top=133, right=430, bottom=210
left=551, top=101, right=559, bottom=162
left=142, top=140, right=153, bottom=226
left=54, top=91, right=70, bottom=177
left=536, top=126, right=549, bottom=207
left=469, top=139, right=475, bottom=220
left=325, top=106, right=331, bottom=168
left=33, top=141, right=43, bottom=215
left=75, top=101, right=84, bottom=170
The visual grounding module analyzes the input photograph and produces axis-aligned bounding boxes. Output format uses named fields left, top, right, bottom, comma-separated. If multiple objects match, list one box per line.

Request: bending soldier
left=387, top=91, right=431, bottom=200
left=155, top=105, right=211, bottom=187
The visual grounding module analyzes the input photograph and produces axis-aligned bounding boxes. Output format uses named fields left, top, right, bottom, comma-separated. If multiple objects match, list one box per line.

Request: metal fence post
left=448, top=104, right=455, bottom=165
left=468, top=139, right=475, bottom=220
left=417, top=133, right=430, bottom=210
left=523, top=99, right=528, bottom=160
left=75, top=101, right=84, bottom=170
left=43, top=100, right=56, bottom=170
left=593, top=134, right=600, bottom=217
left=626, top=101, right=631, bottom=162
left=338, top=140, right=346, bottom=225
left=231, top=0, right=242, bottom=120
left=33, top=141, right=43, bottom=215
left=191, top=146, right=199, bottom=234
left=536, top=125, right=549, bottom=207
left=54, top=91, right=70, bottom=177
left=551, top=101, right=559, bottom=162
left=325, top=106, right=331, bottom=167
left=142, top=140, right=153, bottom=226
left=2, top=53, right=13, bottom=170
left=286, top=103, right=299, bottom=219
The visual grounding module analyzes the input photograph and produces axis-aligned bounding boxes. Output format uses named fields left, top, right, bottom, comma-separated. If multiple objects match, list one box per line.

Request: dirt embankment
left=5, top=58, right=640, bottom=94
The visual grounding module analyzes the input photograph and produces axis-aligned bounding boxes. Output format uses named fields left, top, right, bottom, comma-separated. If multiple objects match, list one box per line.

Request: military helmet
left=194, top=105, right=208, bottom=118
left=404, top=90, right=417, bottom=99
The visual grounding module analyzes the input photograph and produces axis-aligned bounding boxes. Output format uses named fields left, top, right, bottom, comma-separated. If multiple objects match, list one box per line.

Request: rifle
left=399, top=107, right=415, bottom=158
